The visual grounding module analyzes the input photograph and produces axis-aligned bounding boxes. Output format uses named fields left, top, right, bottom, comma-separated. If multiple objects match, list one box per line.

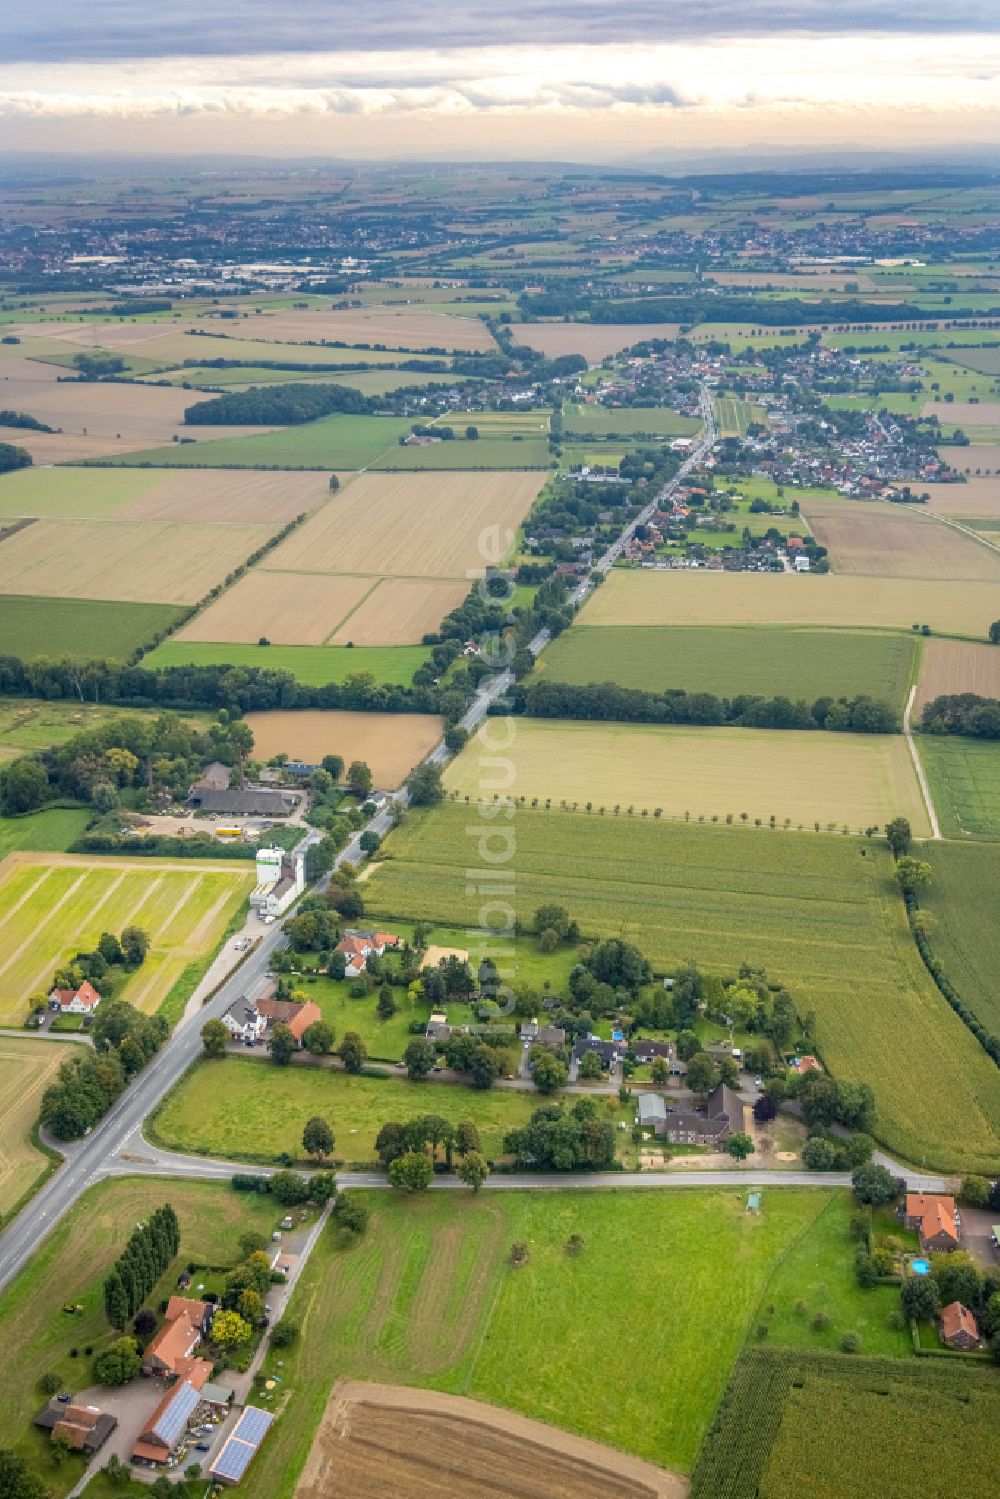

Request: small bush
left=812, top=1312, right=830, bottom=1332
left=840, top=1330, right=861, bottom=1354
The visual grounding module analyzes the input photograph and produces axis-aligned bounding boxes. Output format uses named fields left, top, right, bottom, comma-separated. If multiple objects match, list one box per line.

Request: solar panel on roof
left=232, top=1406, right=273, bottom=1445
left=152, top=1381, right=200, bottom=1447
left=212, top=1438, right=255, bottom=1482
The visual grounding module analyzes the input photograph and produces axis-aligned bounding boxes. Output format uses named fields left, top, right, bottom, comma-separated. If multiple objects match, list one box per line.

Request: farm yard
left=582, top=568, right=1000, bottom=637
left=0, top=1038, right=76, bottom=1220
left=914, top=636, right=1000, bottom=711
left=242, top=1187, right=839, bottom=1498
left=441, top=719, right=929, bottom=833
left=509, top=323, right=681, bottom=361
left=0, top=516, right=280, bottom=605
left=800, top=499, right=1000, bottom=581
left=0, top=594, right=182, bottom=660
left=243, top=708, right=442, bottom=786
left=264, top=470, right=544, bottom=578
left=915, top=734, right=1000, bottom=839
left=535, top=625, right=917, bottom=708
left=144, top=638, right=432, bottom=686
left=691, top=1351, right=1000, bottom=1499
left=364, top=805, right=1000, bottom=1172
left=0, top=853, right=253, bottom=1024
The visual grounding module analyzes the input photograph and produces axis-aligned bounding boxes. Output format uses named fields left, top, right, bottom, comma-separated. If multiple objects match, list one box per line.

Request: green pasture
left=143, top=639, right=432, bottom=686
left=562, top=404, right=700, bottom=438
left=534, top=625, right=916, bottom=707
left=915, top=734, right=1000, bottom=839
left=0, top=467, right=162, bottom=520
left=0, top=595, right=184, bottom=661
left=0, top=808, right=92, bottom=855
left=95, top=414, right=414, bottom=470
left=920, top=840, right=1000, bottom=1036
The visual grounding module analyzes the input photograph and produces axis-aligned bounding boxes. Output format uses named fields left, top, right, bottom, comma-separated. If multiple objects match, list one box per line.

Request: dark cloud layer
left=8, top=0, right=998, bottom=63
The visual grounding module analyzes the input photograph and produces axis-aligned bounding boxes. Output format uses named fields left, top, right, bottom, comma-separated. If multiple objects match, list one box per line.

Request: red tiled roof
left=906, top=1193, right=959, bottom=1245
left=143, top=1298, right=210, bottom=1376
left=940, top=1301, right=978, bottom=1342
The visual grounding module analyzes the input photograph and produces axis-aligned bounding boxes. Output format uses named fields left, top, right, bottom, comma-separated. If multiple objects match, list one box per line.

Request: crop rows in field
left=915, top=736, right=1000, bottom=839
left=0, top=595, right=182, bottom=661
left=691, top=1350, right=1000, bottom=1499
left=365, top=805, right=1000, bottom=1172
left=920, top=841, right=1000, bottom=1035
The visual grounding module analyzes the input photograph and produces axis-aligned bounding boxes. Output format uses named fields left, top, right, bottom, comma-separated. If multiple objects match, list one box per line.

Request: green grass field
left=145, top=366, right=468, bottom=395
left=0, top=468, right=162, bottom=519
left=0, top=1176, right=284, bottom=1492
left=371, top=434, right=551, bottom=470
left=0, top=698, right=206, bottom=761
left=442, top=719, right=928, bottom=834
left=366, top=805, right=1000, bottom=1172
left=242, top=1187, right=840, bottom=1497
left=534, top=625, right=917, bottom=706
left=562, top=404, right=700, bottom=438
left=0, top=853, right=252, bottom=1023
left=691, top=1349, right=1000, bottom=1499
left=0, top=809, right=91, bottom=855
left=143, top=639, right=432, bottom=686
left=0, top=595, right=183, bottom=661
left=915, top=734, right=1000, bottom=838
left=919, top=841, right=1000, bottom=1036
left=151, top=1060, right=550, bottom=1164
left=96, top=413, right=414, bottom=470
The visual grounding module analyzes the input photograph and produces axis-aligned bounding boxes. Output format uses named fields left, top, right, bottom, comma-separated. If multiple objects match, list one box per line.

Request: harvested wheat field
left=0, top=1038, right=74, bottom=1218
left=915, top=638, right=1000, bottom=711
left=945, top=444, right=1000, bottom=478
left=244, top=710, right=442, bottom=785
left=264, top=471, right=544, bottom=579
left=5, top=319, right=184, bottom=349
left=922, top=400, right=1000, bottom=426
left=0, top=517, right=277, bottom=605
left=510, top=323, right=680, bottom=361
left=917, top=479, right=1000, bottom=516
left=581, top=569, right=1000, bottom=638
left=197, top=308, right=497, bottom=352
left=296, top=1382, right=686, bottom=1499
left=0, top=376, right=278, bottom=444
left=118, top=469, right=333, bottom=524
left=0, top=355, right=65, bottom=384
left=179, top=571, right=375, bottom=646
left=328, top=576, right=469, bottom=645
left=801, top=498, right=1000, bottom=580
left=0, top=429, right=160, bottom=464
left=443, top=719, right=929, bottom=833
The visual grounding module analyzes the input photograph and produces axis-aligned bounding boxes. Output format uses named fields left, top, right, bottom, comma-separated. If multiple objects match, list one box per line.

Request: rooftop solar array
left=153, top=1381, right=200, bottom=1447
left=211, top=1406, right=274, bottom=1483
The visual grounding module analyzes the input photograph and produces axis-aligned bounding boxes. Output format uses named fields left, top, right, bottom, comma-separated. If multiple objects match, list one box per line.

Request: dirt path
left=296, top=1380, right=688, bottom=1499
left=903, top=684, right=941, bottom=839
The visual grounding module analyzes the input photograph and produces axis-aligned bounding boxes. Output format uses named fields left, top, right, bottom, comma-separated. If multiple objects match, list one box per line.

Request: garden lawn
left=0, top=1177, right=281, bottom=1493
left=534, top=625, right=916, bottom=707
left=919, top=840, right=1000, bottom=1036
left=150, top=1059, right=544, bottom=1164
left=0, top=596, right=183, bottom=661
left=915, top=734, right=1000, bottom=839
left=0, top=808, right=92, bottom=855
left=242, top=1187, right=832, bottom=1499
left=365, top=805, right=1000, bottom=1174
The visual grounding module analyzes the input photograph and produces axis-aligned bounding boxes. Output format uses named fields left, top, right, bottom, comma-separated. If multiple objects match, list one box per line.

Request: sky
left=3, top=1, right=1000, bottom=161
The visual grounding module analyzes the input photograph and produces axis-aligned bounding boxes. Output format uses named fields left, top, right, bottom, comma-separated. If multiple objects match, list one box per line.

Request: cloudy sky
left=3, top=1, right=999, bottom=159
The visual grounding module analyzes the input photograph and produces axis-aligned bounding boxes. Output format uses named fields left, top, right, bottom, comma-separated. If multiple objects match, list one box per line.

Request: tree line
left=103, top=1203, right=180, bottom=1330
left=40, top=999, right=168, bottom=1139
left=921, top=692, right=1000, bottom=738
left=513, top=680, right=899, bottom=733
left=184, top=380, right=372, bottom=426
left=519, top=289, right=1000, bottom=328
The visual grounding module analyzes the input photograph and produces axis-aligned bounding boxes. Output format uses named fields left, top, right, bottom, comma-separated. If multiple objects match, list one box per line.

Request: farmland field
left=197, top=308, right=497, bottom=351
left=0, top=852, right=253, bottom=1024
left=535, top=625, right=916, bottom=707
left=329, top=576, right=471, bottom=644
left=944, top=346, right=1000, bottom=375
left=0, top=375, right=278, bottom=445
left=0, top=516, right=278, bottom=605
left=442, top=719, right=929, bottom=833
left=0, top=809, right=93, bottom=855
left=917, top=478, right=1000, bottom=515
left=0, top=1176, right=283, bottom=1489
left=264, top=470, right=544, bottom=578
left=0, top=594, right=183, bottom=660
left=178, top=570, right=379, bottom=645
left=0, top=465, right=328, bottom=523
left=691, top=1350, right=1000, bottom=1499
left=920, top=841, right=1000, bottom=1034
left=583, top=568, right=1000, bottom=637
left=915, top=734, right=1000, bottom=838
left=242, top=1188, right=833, bottom=1498
left=365, top=805, right=1000, bottom=1171
left=712, top=396, right=768, bottom=436
left=801, top=498, right=1000, bottom=580
left=914, top=636, right=1000, bottom=711
left=941, top=443, right=1000, bottom=477
left=370, top=433, right=551, bottom=470
left=97, top=413, right=413, bottom=469
left=151, top=1060, right=543, bottom=1164
left=0, top=698, right=205, bottom=760
left=921, top=399, right=1000, bottom=426
left=562, top=403, right=700, bottom=438
left=0, top=1038, right=76, bottom=1220
left=0, top=429, right=164, bottom=464
left=143, top=365, right=467, bottom=395
left=244, top=708, right=442, bottom=786
left=143, top=638, right=432, bottom=686
left=509, top=323, right=681, bottom=360
left=54, top=331, right=455, bottom=368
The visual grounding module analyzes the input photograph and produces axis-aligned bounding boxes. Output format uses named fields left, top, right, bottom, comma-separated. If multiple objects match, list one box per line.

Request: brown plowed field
left=0, top=429, right=156, bottom=464
left=243, top=710, right=442, bottom=786
left=329, top=577, right=469, bottom=645
left=802, top=499, right=1000, bottom=580
left=119, top=469, right=332, bottom=524
left=199, top=308, right=497, bottom=352
left=921, top=400, right=1000, bottom=425
left=944, top=444, right=1000, bottom=477
left=510, top=323, right=680, bottom=361
left=264, top=470, right=544, bottom=579
left=295, top=1382, right=687, bottom=1499
left=0, top=517, right=277, bottom=605
left=915, top=637, right=1000, bottom=710
left=177, top=570, right=376, bottom=645
left=918, top=479, right=1000, bottom=516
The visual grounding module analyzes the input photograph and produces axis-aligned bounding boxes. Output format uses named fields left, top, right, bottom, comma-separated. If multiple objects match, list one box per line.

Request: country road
left=0, top=391, right=722, bottom=1294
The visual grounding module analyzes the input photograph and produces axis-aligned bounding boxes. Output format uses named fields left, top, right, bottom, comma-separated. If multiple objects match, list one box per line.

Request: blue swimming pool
left=912, top=1258, right=930, bottom=1275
